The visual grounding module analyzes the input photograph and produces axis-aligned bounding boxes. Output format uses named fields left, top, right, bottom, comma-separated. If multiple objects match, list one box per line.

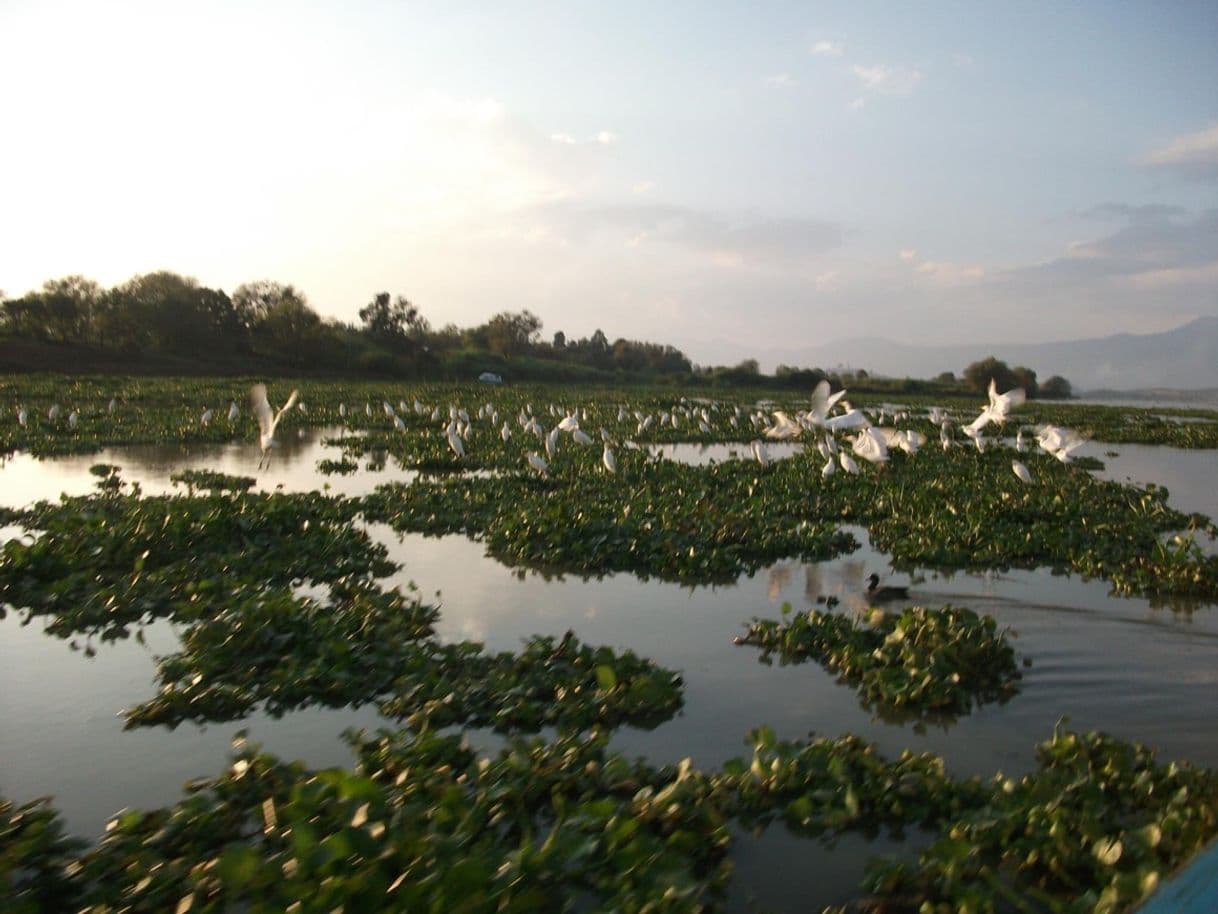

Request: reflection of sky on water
left=2, top=432, right=1218, bottom=912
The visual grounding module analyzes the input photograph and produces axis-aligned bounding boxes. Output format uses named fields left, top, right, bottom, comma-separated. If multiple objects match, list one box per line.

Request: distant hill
left=729, top=316, right=1218, bottom=391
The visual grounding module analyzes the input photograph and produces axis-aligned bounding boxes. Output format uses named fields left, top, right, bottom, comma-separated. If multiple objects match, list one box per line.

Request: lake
left=2, top=426, right=1217, bottom=911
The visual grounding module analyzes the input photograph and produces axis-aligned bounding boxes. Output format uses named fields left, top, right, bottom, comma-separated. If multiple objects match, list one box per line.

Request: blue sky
left=2, top=0, right=1215, bottom=365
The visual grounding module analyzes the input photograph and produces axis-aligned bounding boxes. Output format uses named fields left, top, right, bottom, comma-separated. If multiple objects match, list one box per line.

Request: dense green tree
left=963, top=356, right=1018, bottom=394
left=358, top=293, right=430, bottom=351
left=484, top=310, right=542, bottom=359
left=1040, top=375, right=1073, bottom=399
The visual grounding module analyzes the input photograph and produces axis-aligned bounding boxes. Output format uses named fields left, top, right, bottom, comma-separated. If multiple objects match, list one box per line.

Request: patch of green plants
left=735, top=603, right=1022, bottom=718
left=854, top=723, right=1218, bottom=914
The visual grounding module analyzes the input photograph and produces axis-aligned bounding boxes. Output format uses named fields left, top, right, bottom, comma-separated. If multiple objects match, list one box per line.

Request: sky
left=2, top=0, right=1216, bottom=367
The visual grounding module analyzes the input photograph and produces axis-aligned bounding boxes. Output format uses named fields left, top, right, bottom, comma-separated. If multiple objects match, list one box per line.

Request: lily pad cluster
left=735, top=603, right=1022, bottom=717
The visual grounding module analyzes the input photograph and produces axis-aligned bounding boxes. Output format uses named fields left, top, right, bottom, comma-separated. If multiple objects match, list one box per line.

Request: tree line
left=0, top=272, right=1071, bottom=396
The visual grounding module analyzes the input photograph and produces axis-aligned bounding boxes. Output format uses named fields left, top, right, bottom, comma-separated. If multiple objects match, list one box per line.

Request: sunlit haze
left=3, top=0, right=1216, bottom=367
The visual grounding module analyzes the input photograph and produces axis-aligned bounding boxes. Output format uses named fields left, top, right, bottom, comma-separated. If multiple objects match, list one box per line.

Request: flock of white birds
left=11, top=379, right=1089, bottom=481
left=338, top=378, right=1087, bottom=483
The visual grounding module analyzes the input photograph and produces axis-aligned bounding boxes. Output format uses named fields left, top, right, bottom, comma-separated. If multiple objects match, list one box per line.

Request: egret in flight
left=251, top=383, right=299, bottom=470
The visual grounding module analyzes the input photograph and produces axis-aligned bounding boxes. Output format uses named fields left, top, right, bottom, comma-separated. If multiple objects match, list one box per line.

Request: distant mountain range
left=725, top=316, right=1218, bottom=392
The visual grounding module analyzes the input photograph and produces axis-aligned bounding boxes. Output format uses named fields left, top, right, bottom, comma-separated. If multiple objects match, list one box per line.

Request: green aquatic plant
left=860, top=724, right=1218, bottom=914
left=735, top=603, right=1022, bottom=718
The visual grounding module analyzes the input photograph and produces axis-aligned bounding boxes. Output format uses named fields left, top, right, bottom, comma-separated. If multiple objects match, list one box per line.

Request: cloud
left=765, top=73, right=797, bottom=89
left=811, top=40, right=843, bottom=57
left=516, top=201, right=843, bottom=264
left=852, top=64, right=923, bottom=97
left=1138, top=124, right=1218, bottom=181
left=1078, top=202, right=1188, bottom=224
left=997, top=207, right=1218, bottom=288
left=915, top=260, right=985, bottom=285
left=550, top=130, right=619, bottom=146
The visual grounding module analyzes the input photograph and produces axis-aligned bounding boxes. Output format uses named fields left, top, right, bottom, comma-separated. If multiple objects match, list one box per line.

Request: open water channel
left=2, top=428, right=1217, bottom=910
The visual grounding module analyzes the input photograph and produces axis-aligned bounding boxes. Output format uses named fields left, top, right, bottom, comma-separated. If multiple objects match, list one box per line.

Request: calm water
left=2, top=429, right=1217, bottom=911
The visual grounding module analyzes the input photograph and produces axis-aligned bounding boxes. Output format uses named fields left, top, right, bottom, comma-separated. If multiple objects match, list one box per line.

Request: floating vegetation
left=735, top=603, right=1022, bottom=717
left=4, top=376, right=1218, bottom=912
left=6, top=725, right=1215, bottom=913
left=857, top=724, right=1218, bottom=914
left=0, top=480, right=386, bottom=639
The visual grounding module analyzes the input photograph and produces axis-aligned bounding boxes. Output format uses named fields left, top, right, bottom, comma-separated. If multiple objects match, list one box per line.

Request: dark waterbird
left=866, top=573, right=909, bottom=602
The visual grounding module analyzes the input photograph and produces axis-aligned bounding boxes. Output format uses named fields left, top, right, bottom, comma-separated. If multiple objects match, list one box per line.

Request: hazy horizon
left=3, top=1, right=1216, bottom=369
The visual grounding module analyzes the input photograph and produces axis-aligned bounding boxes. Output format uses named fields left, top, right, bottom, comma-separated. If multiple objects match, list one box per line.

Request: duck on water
left=866, top=574, right=909, bottom=602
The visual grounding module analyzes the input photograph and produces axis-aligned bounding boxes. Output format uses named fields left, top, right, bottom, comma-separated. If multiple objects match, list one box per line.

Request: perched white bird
left=394, top=415, right=406, bottom=432
left=546, top=427, right=560, bottom=459
left=1012, top=461, right=1032, bottom=484
left=839, top=452, right=860, bottom=475
left=108, top=398, right=118, bottom=414
left=571, top=428, right=594, bottom=446
left=48, top=404, right=61, bottom=421
left=501, top=422, right=511, bottom=442
left=68, top=410, right=79, bottom=429
left=751, top=439, right=771, bottom=468
left=228, top=401, right=240, bottom=422
left=339, top=403, right=347, bottom=417
left=17, top=407, right=28, bottom=427
left=602, top=444, right=616, bottom=474
left=1015, top=429, right=1027, bottom=453
left=250, top=383, right=299, bottom=469
left=821, top=456, right=836, bottom=478
left=446, top=425, right=465, bottom=458
left=200, top=408, right=213, bottom=426
left=297, top=401, right=307, bottom=414
left=526, top=452, right=549, bottom=475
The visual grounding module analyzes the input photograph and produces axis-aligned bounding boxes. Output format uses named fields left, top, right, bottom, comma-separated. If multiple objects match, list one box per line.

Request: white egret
left=821, top=456, right=836, bottom=478
left=571, top=428, right=594, bottom=446
left=250, top=384, right=300, bottom=470
left=17, top=406, right=28, bottom=427
left=108, top=398, right=118, bottom=414
left=1037, top=425, right=1087, bottom=463
left=68, top=410, right=79, bottom=429
left=394, top=415, right=406, bottom=432
left=526, top=452, right=549, bottom=475
left=764, top=411, right=802, bottom=440
left=602, top=444, right=616, bottom=474
left=825, top=409, right=869, bottom=432
left=228, top=401, right=240, bottom=422
left=809, top=379, right=847, bottom=426
left=1012, top=461, right=1032, bottom=484
left=1015, top=429, right=1027, bottom=453
left=48, top=404, right=61, bottom=421
left=201, top=408, right=213, bottom=426
left=839, top=452, right=860, bottom=475
left=501, top=422, right=511, bottom=442
left=751, top=439, right=771, bottom=467
left=339, top=403, right=347, bottom=417
left=851, top=428, right=889, bottom=465
left=546, top=427, right=560, bottom=460
left=446, top=425, right=465, bottom=458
